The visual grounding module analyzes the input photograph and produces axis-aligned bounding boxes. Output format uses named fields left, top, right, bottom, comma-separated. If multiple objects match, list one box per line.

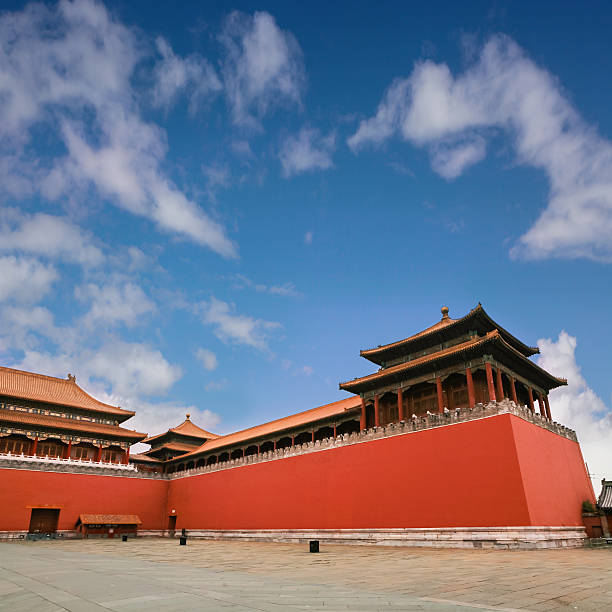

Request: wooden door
left=28, top=509, right=59, bottom=534
left=168, top=515, right=177, bottom=535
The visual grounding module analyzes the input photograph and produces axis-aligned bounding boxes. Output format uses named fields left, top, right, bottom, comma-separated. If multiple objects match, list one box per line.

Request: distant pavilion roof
left=77, top=514, right=142, bottom=526
left=129, top=453, right=162, bottom=463
left=0, top=365, right=133, bottom=421
left=0, top=407, right=146, bottom=441
left=360, top=304, right=539, bottom=365
left=598, top=480, right=612, bottom=511
left=142, top=414, right=219, bottom=446
left=174, top=396, right=361, bottom=462
left=341, top=329, right=566, bottom=394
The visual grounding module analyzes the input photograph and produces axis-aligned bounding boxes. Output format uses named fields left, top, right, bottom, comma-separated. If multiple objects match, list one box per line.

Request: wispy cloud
left=201, top=296, right=281, bottom=350
left=349, top=34, right=612, bottom=261
left=232, top=274, right=299, bottom=297
left=196, top=347, right=218, bottom=371
left=219, top=11, right=304, bottom=127
left=279, top=127, right=335, bottom=177
left=0, top=0, right=236, bottom=258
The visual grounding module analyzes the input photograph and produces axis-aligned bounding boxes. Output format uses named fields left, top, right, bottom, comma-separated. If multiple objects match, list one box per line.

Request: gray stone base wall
left=179, top=526, right=587, bottom=550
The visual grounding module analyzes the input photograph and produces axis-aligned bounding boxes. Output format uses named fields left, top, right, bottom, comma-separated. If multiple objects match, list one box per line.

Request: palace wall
left=166, top=413, right=592, bottom=532
left=0, top=469, right=168, bottom=534
left=510, top=416, right=595, bottom=526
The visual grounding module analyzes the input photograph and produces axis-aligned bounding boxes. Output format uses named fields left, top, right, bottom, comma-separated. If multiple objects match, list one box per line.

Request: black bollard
left=179, top=536, right=187, bottom=545
left=122, top=535, right=128, bottom=542
left=309, top=540, right=319, bottom=553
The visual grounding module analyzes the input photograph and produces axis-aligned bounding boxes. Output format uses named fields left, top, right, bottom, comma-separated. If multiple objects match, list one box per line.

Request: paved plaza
left=0, top=539, right=611, bottom=611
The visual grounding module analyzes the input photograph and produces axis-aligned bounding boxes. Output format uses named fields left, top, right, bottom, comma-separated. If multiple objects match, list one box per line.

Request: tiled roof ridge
left=360, top=304, right=538, bottom=358
left=0, top=407, right=147, bottom=440
left=0, top=365, right=132, bottom=417
left=170, top=418, right=220, bottom=438
left=341, top=330, right=566, bottom=390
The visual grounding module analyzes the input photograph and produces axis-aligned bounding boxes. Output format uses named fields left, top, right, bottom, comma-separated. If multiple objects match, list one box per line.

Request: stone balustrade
left=0, top=452, right=137, bottom=473
left=170, top=399, right=577, bottom=480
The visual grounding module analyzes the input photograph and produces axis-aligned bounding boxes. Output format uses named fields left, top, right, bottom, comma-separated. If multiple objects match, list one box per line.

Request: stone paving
left=0, top=539, right=611, bottom=611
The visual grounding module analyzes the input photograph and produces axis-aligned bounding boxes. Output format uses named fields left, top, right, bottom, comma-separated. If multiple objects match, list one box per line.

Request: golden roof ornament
left=441, top=306, right=450, bottom=320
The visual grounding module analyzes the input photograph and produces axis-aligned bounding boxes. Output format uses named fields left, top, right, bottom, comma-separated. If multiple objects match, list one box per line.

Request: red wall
left=167, top=414, right=538, bottom=530
left=510, top=417, right=596, bottom=526
left=0, top=470, right=168, bottom=532
left=0, top=414, right=594, bottom=533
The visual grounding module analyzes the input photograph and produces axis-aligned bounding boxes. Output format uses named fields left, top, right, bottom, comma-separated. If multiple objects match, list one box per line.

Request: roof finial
left=186, top=413, right=191, bottom=420
left=67, top=373, right=76, bottom=382
left=441, top=306, right=450, bottom=320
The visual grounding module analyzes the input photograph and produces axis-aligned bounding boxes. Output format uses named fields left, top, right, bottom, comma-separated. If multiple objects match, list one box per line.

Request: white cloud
left=205, top=379, right=228, bottom=392
left=232, top=274, right=298, bottom=297
left=349, top=34, right=612, bottom=261
left=220, top=11, right=304, bottom=126
left=304, top=231, right=313, bottom=244
left=201, top=296, right=281, bottom=350
left=202, top=163, right=231, bottom=202
left=152, top=36, right=221, bottom=112
left=0, top=256, right=57, bottom=303
left=0, top=211, right=104, bottom=267
left=76, top=282, right=155, bottom=328
left=537, top=331, right=612, bottom=494
left=429, top=136, right=486, bottom=179
left=280, top=127, right=335, bottom=177
left=196, top=347, right=218, bottom=371
left=0, top=0, right=236, bottom=258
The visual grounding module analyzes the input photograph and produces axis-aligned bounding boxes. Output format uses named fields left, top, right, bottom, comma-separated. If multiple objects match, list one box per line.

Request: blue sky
left=0, top=0, right=610, bottom=485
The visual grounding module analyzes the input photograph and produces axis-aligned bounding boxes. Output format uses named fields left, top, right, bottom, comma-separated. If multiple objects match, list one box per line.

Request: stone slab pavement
left=0, top=539, right=611, bottom=611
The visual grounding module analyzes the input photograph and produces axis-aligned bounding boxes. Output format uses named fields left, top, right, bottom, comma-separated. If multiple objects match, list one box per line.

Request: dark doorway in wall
left=168, top=514, right=177, bottom=537
left=28, top=508, right=59, bottom=534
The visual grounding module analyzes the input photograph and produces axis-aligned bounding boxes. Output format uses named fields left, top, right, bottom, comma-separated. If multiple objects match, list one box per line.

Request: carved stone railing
left=0, top=452, right=137, bottom=473
left=169, top=400, right=577, bottom=480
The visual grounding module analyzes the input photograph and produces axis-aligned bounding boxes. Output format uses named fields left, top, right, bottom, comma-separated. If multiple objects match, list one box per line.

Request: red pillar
left=466, top=367, right=475, bottom=408
left=273, top=440, right=277, bottom=451
left=360, top=397, right=366, bottom=431
left=31, top=436, right=38, bottom=457
left=257, top=444, right=260, bottom=455
left=527, top=388, right=535, bottom=412
left=436, top=377, right=444, bottom=412
left=310, top=430, right=314, bottom=443
left=485, top=362, right=496, bottom=402
left=332, top=425, right=336, bottom=438
left=509, top=377, right=518, bottom=404
left=374, top=395, right=380, bottom=427
left=537, top=392, right=546, bottom=418
left=64, top=440, right=72, bottom=460
left=544, top=394, right=552, bottom=421
left=96, top=444, right=102, bottom=462
left=496, top=368, right=504, bottom=400
left=291, top=435, right=295, bottom=446
left=124, top=447, right=130, bottom=464
left=397, top=387, right=404, bottom=422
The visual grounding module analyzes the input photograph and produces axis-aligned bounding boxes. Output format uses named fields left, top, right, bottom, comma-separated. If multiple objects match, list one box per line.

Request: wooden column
left=397, top=388, right=404, bottom=422
left=31, top=436, right=38, bottom=457
left=537, top=392, right=546, bottom=418
left=257, top=444, right=260, bottom=456
left=124, top=447, right=130, bottom=465
left=527, top=387, right=535, bottom=412
left=436, top=377, right=444, bottom=413
left=496, top=368, right=504, bottom=400
left=273, top=440, right=277, bottom=451
left=291, top=435, right=295, bottom=446
left=466, top=367, right=475, bottom=408
left=96, top=444, right=102, bottom=462
left=509, top=376, right=518, bottom=404
left=485, top=362, right=496, bottom=402
left=374, top=395, right=380, bottom=427
left=64, top=440, right=72, bottom=460
left=332, top=425, right=336, bottom=439
left=544, top=394, right=552, bottom=420
left=360, top=397, right=366, bottom=431
left=311, top=430, right=315, bottom=443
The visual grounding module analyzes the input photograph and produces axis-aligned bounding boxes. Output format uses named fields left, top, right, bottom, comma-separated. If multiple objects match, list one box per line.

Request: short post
left=179, top=536, right=187, bottom=545
left=309, top=540, right=319, bottom=553
left=122, top=534, right=128, bottom=542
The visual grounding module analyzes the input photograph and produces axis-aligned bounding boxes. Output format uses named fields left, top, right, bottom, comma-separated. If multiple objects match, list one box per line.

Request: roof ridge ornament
left=441, top=306, right=450, bottom=320
left=186, top=413, right=191, bottom=420
left=67, top=373, right=76, bottom=382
